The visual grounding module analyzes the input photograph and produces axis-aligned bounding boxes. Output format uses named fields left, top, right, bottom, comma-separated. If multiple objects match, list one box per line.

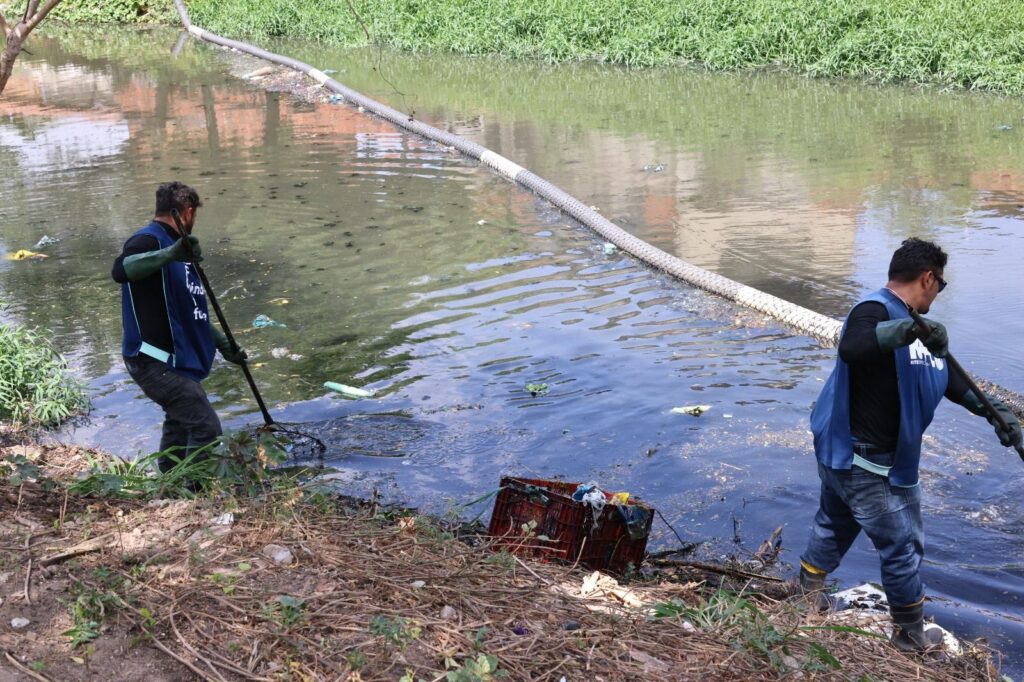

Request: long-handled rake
left=170, top=209, right=326, bottom=459
left=910, top=308, right=1024, bottom=461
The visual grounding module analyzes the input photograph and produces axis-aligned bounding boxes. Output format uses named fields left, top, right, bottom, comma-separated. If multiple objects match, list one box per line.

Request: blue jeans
left=801, top=454, right=924, bottom=608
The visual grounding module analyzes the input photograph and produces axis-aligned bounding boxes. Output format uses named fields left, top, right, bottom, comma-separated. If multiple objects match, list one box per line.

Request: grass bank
left=0, top=432, right=1003, bottom=680
left=184, top=0, right=1024, bottom=94
left=12, top=1, right=1024, bottom=92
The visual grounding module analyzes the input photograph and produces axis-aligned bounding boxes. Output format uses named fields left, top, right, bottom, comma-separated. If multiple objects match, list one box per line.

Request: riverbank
left=32, top=0, right=1024, bottom=95
left=0, top=434, right=1003, bottom=681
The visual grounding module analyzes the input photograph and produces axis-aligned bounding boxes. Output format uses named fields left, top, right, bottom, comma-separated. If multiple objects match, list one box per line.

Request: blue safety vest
left=120, top=221, right=215, bottom=382
left=810, top=289, right=948, bottom=486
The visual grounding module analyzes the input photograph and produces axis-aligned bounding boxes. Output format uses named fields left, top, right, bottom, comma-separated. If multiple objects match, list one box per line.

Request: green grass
left=0, top=321, right=89, bottom=428
left=182, top=0, right=1024, bottom=94
left=15, top=1, right=1024, bottom=93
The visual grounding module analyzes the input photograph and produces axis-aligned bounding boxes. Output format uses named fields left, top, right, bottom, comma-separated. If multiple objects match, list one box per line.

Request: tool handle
left=909, top=309, right=1024, bottom=461
left=171, top=210, right=275, bottom=427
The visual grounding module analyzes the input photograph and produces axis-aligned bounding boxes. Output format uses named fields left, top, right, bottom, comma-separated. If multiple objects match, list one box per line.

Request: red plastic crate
left=487, top=476, right=654, bottom=573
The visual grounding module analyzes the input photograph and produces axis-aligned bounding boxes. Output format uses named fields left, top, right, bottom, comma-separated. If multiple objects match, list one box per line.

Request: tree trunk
left=0, top=1, right=66, bottom=97
left=0, top=24, right=26, bottom=97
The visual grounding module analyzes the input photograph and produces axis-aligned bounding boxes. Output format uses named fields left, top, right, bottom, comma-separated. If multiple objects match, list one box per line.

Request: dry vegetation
left=0, top=432, right=1005, bottom=681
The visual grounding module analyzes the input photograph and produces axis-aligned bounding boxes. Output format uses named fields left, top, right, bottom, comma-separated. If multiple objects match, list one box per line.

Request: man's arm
left=838, top=302, right=889, bottom=363
left=111, top=234, right=201, bottom=283
left=111, top=234, right=160, bottom=284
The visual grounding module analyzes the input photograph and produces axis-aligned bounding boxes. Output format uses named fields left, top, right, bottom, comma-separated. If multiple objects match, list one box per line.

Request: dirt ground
left=0, top=435, right=1006, bottom=682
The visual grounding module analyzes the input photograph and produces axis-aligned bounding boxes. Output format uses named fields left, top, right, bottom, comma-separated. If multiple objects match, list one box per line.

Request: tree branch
left=25, top=0, right=62, bottom=32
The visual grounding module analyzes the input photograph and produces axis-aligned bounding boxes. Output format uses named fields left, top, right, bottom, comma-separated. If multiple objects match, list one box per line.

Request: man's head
left=886, top=237, right=948, bottom=314
left=155, top=182, right=202, bottom=234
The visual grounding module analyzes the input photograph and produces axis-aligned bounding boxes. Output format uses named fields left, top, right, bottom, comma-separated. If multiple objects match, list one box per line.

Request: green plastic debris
left=602, top=243, right=618, bottom=255
left=525, top=383, right=549, bottom=397
left=253, top=314, right=287, bottom=329
left=324, top=382, right=374, bottom=398
left=672, top=405, right=711, bottom=416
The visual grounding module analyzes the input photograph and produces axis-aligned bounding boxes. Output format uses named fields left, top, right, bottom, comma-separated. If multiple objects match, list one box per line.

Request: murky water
left=2, top=26, right=1024, bottom=669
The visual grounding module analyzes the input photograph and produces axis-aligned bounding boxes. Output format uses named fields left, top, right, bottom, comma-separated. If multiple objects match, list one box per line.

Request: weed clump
left=0, top=322, right=89, bottom=427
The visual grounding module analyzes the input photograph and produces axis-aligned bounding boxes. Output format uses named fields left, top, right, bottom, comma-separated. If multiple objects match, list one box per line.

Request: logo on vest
left=183, top=264, right=209, bottom=322
left=909, top=339, right=944, bottom=370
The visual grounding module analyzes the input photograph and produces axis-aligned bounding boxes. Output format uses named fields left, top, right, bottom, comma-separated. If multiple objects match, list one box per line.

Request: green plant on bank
left=345, top=650, right=367, bottom=670
left=261, top=595, right=306, bottom=631
left=0, top=322, right=89, bottom=428
left=0, top=453, right=52, bottom=489
left=62, top=577, right=127, bottom=648
left=653, top=589, right=845, bottom=673
left=444, top=653, right=508, bottom=682
left=369, top=614, right=421, bottom=649
left=68, top=429, right=290, bottom=500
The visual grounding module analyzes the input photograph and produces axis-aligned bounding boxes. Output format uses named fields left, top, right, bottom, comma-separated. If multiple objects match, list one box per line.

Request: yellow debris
left=6, top=249, right=48, bottom=261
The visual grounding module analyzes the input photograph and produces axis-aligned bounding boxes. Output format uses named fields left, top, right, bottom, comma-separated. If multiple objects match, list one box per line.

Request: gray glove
left=875, top=317, right=948, bottom=358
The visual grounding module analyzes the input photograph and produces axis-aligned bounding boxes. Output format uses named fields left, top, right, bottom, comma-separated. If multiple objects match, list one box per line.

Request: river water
left=2, top=26, right=1024, bottom=668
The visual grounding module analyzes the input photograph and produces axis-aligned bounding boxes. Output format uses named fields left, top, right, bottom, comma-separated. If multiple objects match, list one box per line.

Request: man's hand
left=989, top=399, right=1023, bottom=448
left=914, top=318, right=948, bottom=358
left=960, top=390, right=1023, bottom=448
left=212, top=328, right=247, bottom=365
left=221, top=345, right=248, bottom=365
left=169, top=236, right=202, bottom=263
left=875, top=317, right=948, bottom=357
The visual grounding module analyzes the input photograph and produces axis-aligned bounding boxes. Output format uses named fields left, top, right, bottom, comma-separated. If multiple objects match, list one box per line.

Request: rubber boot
left=891, top=601, right=944, bottom=652
left=798, top=565, right=831, bottom=613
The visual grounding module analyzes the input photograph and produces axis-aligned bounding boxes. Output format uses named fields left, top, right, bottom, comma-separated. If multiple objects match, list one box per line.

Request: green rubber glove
left=960, top=390, right=1023, bottom=448
left=875, top=317, right=948, bottom=357
left=122, top=237, right=202, bottom=280
left=212, top=327, right=247, bottom=365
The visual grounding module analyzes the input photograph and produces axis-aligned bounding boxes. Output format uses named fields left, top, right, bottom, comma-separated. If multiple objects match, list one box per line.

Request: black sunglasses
left=931, top=271, right=947, bottom=293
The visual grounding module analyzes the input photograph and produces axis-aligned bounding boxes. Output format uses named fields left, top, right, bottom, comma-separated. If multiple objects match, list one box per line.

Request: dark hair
left=888, top=238, right=947, bottom=282
left=155, top=182, right=202, bottom=215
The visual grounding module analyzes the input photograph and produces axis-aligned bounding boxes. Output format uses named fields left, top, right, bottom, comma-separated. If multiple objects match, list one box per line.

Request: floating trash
left=324, top=381, right=375, bottom=398
left=253, top=314, right=287, bottom=329
left=271, top=347, right=290, bottom=359
left=268, top=297, right=290, bottom=306
left=34, top=235, right=60, bottom=248
left=5, top=249, right=47, bottom=261
left=642, top=163, right=666, bottom=172
left=672, top=405, right=711, bottom=416
left=329, top=94, right=344, bottom=104
left=996, top=124, right=1013, bottom=131
left=602, top=242, right=618, bottom=255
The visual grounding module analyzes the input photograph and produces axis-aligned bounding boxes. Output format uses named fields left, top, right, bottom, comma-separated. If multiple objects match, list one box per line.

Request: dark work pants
left=124, top=355, right=222, bottom=473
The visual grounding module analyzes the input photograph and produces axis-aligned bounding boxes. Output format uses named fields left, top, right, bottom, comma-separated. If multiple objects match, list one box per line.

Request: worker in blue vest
left=799, top=237, right=1021, bottom=651
left=112, top=182, right=247, bottom=472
